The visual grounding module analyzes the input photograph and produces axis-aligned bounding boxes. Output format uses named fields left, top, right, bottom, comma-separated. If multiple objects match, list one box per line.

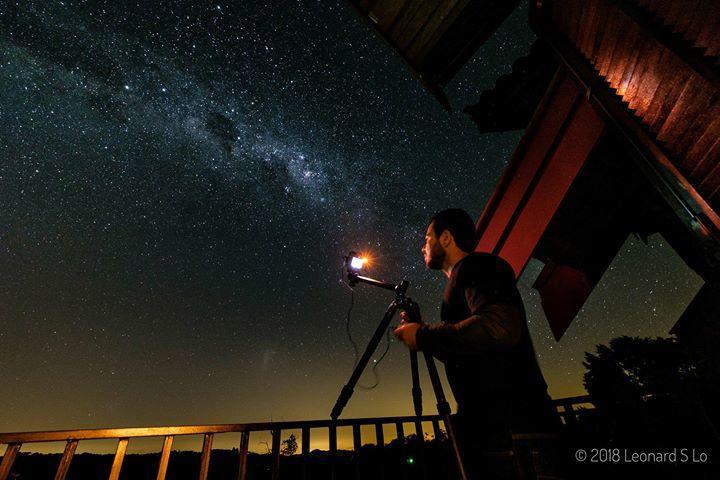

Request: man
left=394, top=208, right=559, bottom=479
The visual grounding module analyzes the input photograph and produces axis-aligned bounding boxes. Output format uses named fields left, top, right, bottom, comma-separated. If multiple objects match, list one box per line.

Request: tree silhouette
left=281, top=433, right=298, bottom=456
left=582, top=335, right=715, bottom=443
left=583, top=336, right=695, bottom=410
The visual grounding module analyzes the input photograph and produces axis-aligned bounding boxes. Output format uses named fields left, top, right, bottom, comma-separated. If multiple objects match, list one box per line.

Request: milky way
left=0, top=0, right=703, bottom=451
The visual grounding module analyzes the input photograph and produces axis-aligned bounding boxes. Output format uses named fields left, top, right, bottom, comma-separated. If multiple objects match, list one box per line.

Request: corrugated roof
left=549, top=0, right=720, bottom=215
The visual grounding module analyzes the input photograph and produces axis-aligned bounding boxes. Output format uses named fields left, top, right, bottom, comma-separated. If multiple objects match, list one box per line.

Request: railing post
left=353, top=424, right=362, bottom=480
left=374, top=424, right=384, bottom=448
left=54, top=440, right=78, bottom=480
left=108, top=438, right=128, bottom=480
left=301, top=427, right=310, bottom=480
left=414, top=420, right=424, bottom=443
left=562, top=402, right=577, bottom=426
left=329, top=424, right=337, bottom=480
left=271, top=429, right=281, bottom=480
left=156, top=435, right=173, bottom=480
left=374, top=423, right=385, bottom=480
left=413, top=420, right=428, bottom=479
left=237, top=431, right=250, bottom=480
left=395, top=422, right=405, bottom=444
left=0, top=443, right=22, bottom=480
left=431, top=420, right=442, bottom=440
left=199, top=433, right=213, bottom=480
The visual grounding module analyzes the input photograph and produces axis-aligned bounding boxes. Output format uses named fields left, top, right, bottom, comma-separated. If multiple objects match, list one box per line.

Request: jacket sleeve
left=416, top=259, right=523, bottom=357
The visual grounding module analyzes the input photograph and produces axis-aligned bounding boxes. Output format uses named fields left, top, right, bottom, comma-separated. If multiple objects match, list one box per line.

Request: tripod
left=330, top=271, right=468, bottom=480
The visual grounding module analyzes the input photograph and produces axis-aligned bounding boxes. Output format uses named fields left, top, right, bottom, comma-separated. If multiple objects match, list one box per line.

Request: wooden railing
left=0, top=395, right=593, bottom=480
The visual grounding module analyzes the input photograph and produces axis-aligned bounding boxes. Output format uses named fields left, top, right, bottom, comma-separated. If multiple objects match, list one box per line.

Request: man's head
left=422, top=208, right=477, bottom=270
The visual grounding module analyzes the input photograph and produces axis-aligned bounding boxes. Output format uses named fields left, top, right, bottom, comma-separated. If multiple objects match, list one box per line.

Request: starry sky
left=0, top=0, right=705, bottom=453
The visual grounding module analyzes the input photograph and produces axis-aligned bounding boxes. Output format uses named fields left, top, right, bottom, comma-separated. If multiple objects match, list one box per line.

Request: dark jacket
left=416, top=252, right=554, bottom=430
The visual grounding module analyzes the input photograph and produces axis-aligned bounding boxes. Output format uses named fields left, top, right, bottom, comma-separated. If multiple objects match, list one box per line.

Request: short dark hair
left=430, top=208, right=477, bottom=253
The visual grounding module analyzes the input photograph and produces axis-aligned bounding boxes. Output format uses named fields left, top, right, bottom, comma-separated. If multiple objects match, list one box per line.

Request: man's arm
left=416, top=304, right=522, bottom=357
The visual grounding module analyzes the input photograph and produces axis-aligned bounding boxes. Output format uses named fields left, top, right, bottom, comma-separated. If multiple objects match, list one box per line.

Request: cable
left=342, top=264, right=393, bottom=390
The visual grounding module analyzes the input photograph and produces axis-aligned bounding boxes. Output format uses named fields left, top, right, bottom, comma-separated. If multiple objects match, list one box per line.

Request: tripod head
left=343, top=251, right=420, bottom=322
left=344, top=251, right=409, bottom=299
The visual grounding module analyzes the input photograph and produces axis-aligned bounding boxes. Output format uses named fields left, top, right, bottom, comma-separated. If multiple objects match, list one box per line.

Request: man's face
left=422, top=222, right=446, bottom=270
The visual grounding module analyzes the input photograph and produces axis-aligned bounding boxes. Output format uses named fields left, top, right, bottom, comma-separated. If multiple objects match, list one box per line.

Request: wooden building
left=349, top=0, right=720, bottom=427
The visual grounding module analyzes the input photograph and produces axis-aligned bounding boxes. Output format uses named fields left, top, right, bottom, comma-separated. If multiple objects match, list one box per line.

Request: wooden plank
left=579, top=0, right=599, bottom=58
left=432, top=420, right=442, bottom=440
left=352, top=424, right=362, bottom=480
left=54, top=440, right=78, bottom=480
left=589, top=0, right=612, bottom=66
left=352, top=424, right=361, bottom=452
left=496, top=100, right=605, bottom=276
left=108, top=438, right=128, bottom=480
left=676, top=97, right=720, bottom=164
left=156, top=435, right=173, bottom=480
left=658, top=76, right=714, bottom=152
left=606, top=16, right=635, bottom=88
left=372, top=0, right=410, bottom=32
left=375, top=423, right=384, bottom=447
left=395, top=422, right=405, bottom=443
left=616, top=28, right=646, bottom=98
left=271, top=429, right=280, bottom=480
left=301, top=427, right=309, bottom=480
left=475, top=75, right=581, bottom=267
left=598, top=11, right=623, bottom=78
left=0, top=416, right=441, bottom=444
left=537, top=12, right=720, bottom=239
left=414, top=421, right=424, bottom=442
left=646, top=61, right=693, bottom=133
left=628, top=44, right=665, bottom=117
left=394, top=0, right=445, bottom=53
left=687, top=107, right=720, bottom=176
left=237, top=431, right=250, bottom=480
left=198, top=433, right=213, bottom=480
left=567, top=0, right=587, bottom=44
left=0, top=444, right=21, bottom=480
left=609, top=0, right=720, bottom=88
left=329, top=425, right=337, bottom=480
left=405, top=0, right=464, bottom=62
left=374, top=423, right=385, bottom=480
left=696, top=138, right=720, bottom=195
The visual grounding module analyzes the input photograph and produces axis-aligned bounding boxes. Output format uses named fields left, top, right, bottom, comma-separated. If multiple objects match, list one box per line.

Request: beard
left=425, top=242, right=446, bottom=270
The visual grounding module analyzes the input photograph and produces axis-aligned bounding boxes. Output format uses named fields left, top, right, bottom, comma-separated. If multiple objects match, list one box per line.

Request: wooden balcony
left=0, top=395, right=591, bottom=480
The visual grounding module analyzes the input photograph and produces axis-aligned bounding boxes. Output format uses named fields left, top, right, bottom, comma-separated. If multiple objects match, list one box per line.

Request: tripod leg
left=422, top=351, right=468, bottom=480
left=410, top=351, right=423, bottom=417
left=331, top=301, right=399, bottom=420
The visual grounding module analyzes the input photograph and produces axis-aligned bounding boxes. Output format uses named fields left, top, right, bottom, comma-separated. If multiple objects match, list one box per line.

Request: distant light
left=349, top=256, right=366, bottom=270
left=406, top=456, right=415, bottom=465
left=124, top=85, right=130, bottom=90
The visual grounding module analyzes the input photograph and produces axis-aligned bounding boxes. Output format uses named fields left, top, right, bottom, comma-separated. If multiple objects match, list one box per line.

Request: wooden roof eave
left=346, top=0, right=452, bottom=111
left=529, top=7, right=720, bottom=250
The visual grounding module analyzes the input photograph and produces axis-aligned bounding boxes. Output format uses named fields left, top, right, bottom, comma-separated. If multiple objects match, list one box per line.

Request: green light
left=406, top=456, right=415, bottom=465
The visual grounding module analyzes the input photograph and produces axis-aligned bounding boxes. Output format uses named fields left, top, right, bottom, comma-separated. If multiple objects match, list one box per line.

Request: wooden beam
left=54, top=440, right=78, bottom=480
left=606, top=0, right=720, bottom=89
left=198, top=433, right=213, bottom=480
left=271, top=429, right=280, bottom=480
left=0, top=443, right=21, bottom=480
left=237, top=431, right=250, bottom=480
left=156, top=435, right=173, bottom=480
left=108, top=438, right=128, bottom=480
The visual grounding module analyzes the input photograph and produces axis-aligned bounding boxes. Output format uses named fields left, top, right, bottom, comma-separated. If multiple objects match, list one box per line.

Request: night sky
left=0, top=0, right=704, bottom=453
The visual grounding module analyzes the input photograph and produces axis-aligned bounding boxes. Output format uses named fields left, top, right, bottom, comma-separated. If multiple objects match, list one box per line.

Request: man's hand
left=394, top=313, right=422, bottom=351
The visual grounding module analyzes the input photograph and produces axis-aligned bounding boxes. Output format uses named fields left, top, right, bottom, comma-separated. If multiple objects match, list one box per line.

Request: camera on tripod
left=332, top=250, right=467, bottom=478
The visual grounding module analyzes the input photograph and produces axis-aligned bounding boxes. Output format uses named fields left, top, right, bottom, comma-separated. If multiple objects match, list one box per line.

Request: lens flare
left=350, top=256, right=367, bottom=270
